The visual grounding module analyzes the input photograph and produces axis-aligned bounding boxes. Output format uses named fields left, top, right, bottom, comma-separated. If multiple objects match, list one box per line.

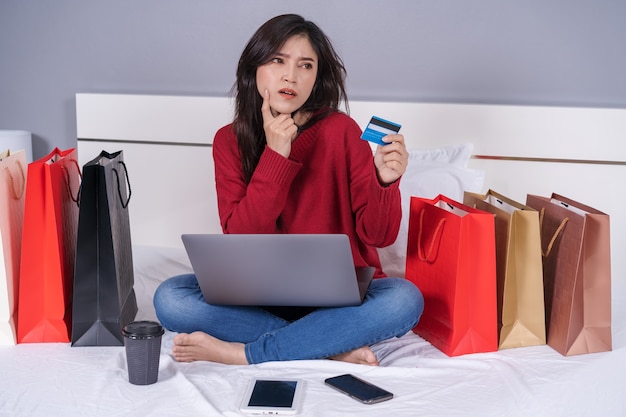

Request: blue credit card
left=361, top=116, right=401, bottom=146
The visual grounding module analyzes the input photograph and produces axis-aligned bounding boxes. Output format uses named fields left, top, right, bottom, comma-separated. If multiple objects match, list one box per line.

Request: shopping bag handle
left=112, top=161, right=132, bottom=208
left=417, top=209, right=446, bottom=263
left=3, top=160, right=26, bottom=199
left=538, top=208, right=569, bottom=257
left=62, top=159, right=83, bottom=204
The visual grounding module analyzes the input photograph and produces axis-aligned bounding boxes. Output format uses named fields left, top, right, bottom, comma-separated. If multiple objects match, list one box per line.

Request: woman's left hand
left=373, top=134, right=409, bottom=186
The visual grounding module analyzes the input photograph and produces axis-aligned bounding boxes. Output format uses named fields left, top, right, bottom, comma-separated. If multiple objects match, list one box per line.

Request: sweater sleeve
left=344, top=120, right=403, bottom=249
left=213, top=125, right=301, bottom=233
left=357, top=174, right=402, bottom=248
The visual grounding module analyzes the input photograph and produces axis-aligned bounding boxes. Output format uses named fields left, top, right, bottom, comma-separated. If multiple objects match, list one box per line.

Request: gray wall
left=1, top=0, right=625, bottom=159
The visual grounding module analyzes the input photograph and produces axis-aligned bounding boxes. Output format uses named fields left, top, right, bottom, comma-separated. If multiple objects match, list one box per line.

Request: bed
left=1, top=93, right=625, bottom=416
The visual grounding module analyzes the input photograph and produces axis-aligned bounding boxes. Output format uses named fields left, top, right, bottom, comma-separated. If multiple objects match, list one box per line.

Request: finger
left=261, top=90, right=274, bottom=124
left=380, top=152, right=407, bottom=178
left=381, top=134, right=405, bottom=145
left=381, top=135, right=408, bottom=157
left=376, top=141, right=407, bottom=168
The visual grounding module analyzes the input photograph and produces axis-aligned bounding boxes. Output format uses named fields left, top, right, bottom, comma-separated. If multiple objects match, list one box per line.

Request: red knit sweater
left=212, top=111, right=402, bottom=277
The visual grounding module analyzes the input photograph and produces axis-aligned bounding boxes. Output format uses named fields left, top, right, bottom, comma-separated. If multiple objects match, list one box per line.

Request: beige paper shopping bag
left=0, top=150, right=27, bottom=345
left=465, top=190, right=545, bottom=349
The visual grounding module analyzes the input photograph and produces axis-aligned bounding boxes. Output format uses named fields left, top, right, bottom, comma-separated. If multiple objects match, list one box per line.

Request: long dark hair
left=232, top=14, right=348, bottom=183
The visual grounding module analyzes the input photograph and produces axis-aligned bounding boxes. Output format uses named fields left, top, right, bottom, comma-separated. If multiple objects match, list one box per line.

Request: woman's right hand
left=261, top=90, right=298, bottom=158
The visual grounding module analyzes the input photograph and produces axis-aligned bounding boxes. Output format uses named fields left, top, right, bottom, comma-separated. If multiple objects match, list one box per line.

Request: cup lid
left=122, top=321, right=165, bottom=339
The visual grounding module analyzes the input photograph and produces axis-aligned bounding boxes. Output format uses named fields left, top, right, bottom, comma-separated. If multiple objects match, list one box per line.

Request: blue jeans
left=153, top=274, right=423, bottom=364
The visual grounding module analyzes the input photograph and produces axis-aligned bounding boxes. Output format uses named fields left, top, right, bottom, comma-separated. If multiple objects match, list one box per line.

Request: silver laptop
left=181, top=234, right=374, bottom=307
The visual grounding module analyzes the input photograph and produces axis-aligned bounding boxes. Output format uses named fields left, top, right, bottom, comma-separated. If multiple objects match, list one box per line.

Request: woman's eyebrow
left=275, top=52, right=316, bottom=62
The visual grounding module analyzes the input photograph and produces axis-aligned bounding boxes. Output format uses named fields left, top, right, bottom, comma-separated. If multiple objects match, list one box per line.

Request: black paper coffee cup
left=122, top=321, right=165, bottom=385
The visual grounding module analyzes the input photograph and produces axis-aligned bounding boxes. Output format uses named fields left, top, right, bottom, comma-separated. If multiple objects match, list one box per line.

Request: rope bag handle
left=112, top=160, right=132, bottom=208
left=61, top=158, right=83, bottom=204
left=3, top=159, right=26, bottom=199
left=538, top=207, right=569, bottom=257
left=417, top=208, right=446, bottom=263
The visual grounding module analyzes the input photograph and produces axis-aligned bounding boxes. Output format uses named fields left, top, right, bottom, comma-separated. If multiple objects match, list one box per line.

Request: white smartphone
left=324, top=374, right=393, bottom=404
left=240, top=378, right=304, bottom=415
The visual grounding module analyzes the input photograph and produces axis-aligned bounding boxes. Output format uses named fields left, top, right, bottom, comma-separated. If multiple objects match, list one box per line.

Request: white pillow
left=405, top=142, right=474, bottom=167
left=377, top=144, right=485, bottom=278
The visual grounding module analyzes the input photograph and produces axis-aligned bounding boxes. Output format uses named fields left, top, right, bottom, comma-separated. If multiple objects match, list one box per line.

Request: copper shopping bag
left=405, top=194, right=498, bottom=356
left=526, top=193, right=611, bottom=356
left=17, top=148, right=81, bottom=343
left=464, top=190, right=545, bottom=350
left=71, top=150, right=137, bottom=346
left=0, top=150, right=27, bottom=345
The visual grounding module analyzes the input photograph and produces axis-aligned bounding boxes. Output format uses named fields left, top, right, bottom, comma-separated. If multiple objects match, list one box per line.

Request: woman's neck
left=292, top=110, right=312, bottom=128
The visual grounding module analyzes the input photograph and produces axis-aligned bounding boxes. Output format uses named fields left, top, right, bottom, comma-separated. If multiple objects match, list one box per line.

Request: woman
left=154, top=14, right=423, bottom=366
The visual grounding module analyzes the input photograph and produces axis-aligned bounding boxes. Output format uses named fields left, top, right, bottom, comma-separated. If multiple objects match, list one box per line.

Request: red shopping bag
left=17, top=148, right=81, bottom=343
left=1, top=150, right=27, bottom=345
left=405, top=194, right=498, bottom=356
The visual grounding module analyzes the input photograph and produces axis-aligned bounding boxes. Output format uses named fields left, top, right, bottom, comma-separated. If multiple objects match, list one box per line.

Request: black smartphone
left=324, top=374, right=393, bottom=404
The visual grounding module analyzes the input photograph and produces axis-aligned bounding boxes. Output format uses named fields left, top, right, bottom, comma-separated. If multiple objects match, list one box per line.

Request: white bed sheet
left=1, top=246, right=625, bottom=417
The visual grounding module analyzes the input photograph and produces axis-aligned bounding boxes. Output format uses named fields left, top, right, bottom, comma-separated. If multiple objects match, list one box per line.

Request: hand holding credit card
left=361, top=116, right=401, bottom=146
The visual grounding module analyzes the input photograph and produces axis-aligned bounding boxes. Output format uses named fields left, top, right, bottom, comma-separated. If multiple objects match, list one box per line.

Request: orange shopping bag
left=17, top=148, right=81, bottom=343
left=405, top=194, right=498, bottom=356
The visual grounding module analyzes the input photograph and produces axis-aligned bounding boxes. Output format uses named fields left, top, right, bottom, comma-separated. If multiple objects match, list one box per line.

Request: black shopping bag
left=71, top=150, right=137, bottom=346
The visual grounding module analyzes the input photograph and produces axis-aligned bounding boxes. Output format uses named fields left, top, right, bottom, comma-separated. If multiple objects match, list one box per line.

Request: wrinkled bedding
left=1, top=245, right=624, bottom=417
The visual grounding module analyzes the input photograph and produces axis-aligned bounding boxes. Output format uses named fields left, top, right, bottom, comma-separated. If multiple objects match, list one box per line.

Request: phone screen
left=247, top=380, right=297, bottom=407
left=325, top=374, right=393, bottom=404
left=240, top=379, right=303, bottom=415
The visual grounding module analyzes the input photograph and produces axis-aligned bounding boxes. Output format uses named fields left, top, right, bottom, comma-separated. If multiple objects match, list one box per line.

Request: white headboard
left=76, top=93, right=626, bottom=279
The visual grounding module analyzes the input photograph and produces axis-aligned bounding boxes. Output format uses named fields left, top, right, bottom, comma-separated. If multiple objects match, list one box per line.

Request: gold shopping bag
left=464, top=190, right=545, bottom=350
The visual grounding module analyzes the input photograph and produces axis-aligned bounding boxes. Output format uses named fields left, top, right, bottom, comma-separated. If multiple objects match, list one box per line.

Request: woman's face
left=256, top=35, right=318, bottom=117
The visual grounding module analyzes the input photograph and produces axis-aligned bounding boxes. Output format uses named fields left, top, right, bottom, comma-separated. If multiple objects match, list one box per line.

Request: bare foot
left=172, top=331, right=248, bottom=365
left=330, top=346, right=379, bottom=366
